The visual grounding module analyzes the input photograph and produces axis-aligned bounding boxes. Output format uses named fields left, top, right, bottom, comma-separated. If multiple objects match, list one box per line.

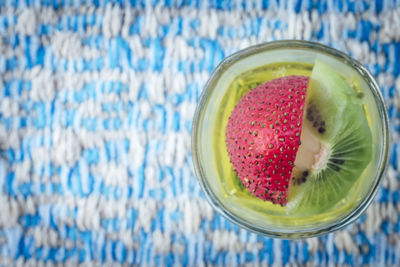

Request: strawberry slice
left=226, top=76, right=309, bottom=206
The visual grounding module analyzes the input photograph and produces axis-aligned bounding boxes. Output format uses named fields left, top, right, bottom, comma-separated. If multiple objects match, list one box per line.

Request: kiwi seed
left=328, top=163, right=341, bottom=172
left=332, top=159, right=345, bottom=165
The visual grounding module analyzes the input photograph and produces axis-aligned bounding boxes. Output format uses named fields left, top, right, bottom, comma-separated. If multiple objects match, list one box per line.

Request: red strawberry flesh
left=225, top=76, right=309, bottom=206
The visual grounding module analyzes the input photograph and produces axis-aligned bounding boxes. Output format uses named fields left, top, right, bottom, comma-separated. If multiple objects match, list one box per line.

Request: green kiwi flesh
left=287, top=60, right=373, bottom=215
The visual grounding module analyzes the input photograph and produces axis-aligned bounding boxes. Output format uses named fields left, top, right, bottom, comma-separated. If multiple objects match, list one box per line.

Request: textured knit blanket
left=0, top=1, right=399, bottom=266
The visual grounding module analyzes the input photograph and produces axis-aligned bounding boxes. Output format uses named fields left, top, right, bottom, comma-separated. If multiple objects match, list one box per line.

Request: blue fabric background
left=0, top=0, right=399, bottom=266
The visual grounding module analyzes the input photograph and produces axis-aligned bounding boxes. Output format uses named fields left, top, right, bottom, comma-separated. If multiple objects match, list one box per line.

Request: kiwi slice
left=287, top=60, right=373, bottom=215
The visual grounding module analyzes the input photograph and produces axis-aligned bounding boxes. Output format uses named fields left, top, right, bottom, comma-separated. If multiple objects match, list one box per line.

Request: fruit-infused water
left=213, top=61, right=379, bottom=226
left=192, top=41, right=389, bottom=237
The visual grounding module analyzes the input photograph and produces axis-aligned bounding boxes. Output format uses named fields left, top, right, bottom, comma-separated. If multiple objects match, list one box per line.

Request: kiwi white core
left=293, top=120, right=331, bottom=174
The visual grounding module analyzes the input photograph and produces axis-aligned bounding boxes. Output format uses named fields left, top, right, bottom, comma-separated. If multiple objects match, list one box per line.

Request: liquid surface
left=212, top=62, right=374, bottom=225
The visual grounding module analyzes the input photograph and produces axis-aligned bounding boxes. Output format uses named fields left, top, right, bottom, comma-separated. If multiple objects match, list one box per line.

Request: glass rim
left=191, top=40, right=391, bottom=239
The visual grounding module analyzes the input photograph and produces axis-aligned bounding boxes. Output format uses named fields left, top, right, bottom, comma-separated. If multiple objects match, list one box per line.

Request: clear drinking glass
left=191, top=40, right=390, bottom=238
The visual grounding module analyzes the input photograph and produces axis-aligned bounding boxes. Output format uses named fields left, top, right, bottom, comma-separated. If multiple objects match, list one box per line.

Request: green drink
left=192, top=41, right=389, bottom=238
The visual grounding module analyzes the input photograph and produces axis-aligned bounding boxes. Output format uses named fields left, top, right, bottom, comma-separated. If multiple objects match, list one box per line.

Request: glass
left=191, top=40, right=390, bottom=239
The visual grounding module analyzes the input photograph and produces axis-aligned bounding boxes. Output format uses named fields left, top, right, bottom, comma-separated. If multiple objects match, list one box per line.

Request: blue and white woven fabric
left=0, top=1, right=399, bottom=266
